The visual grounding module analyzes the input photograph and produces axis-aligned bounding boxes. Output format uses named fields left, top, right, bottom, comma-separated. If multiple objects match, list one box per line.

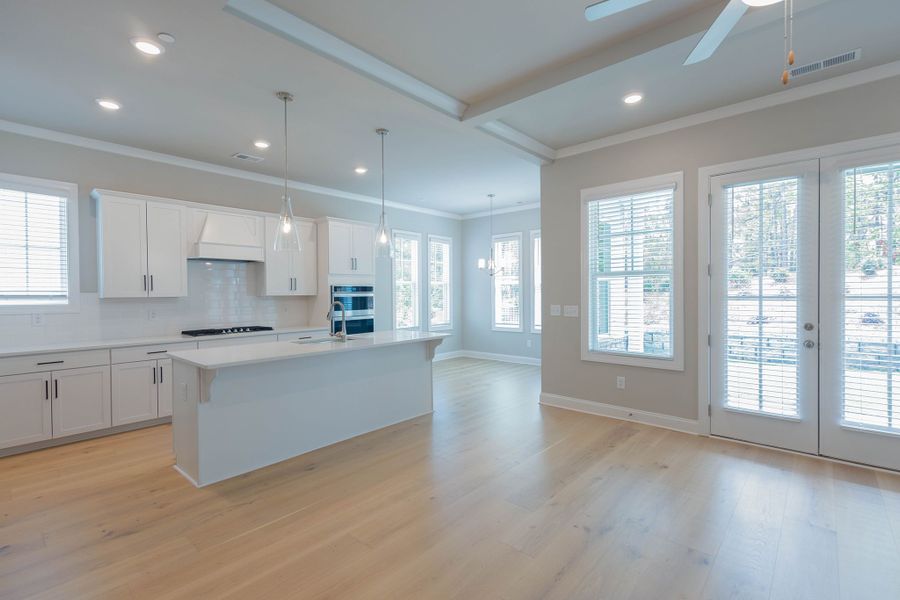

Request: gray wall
left=462, top=208, right=541, bottom=359
left=541, top=75, right=900, bottom=420
left=0, top=130, right=463, bottom=353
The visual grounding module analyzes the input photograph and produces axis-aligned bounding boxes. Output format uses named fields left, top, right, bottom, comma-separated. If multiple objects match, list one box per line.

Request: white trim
left=696, top=130, right=900, bottom=435
left=540, top=392, right=700, bottom=435
left=432, top=350, right=467, bottom=362
left=0, top=173, right=80, bottom=315
left=224, top=0, right=467, bottom=119
left=580, top=172, right=684, bottom=371
left=477, top=121, right=556, bottom=163
left=461, top=202, right=540, bottom=220
left=426, top=234, right=453, bottom=332
left=530, top=229, right=542, bottom=334
left=558, top=60, right=900, bottom=159
left=391, top=229, right=422, bottom=331
left=491, top=231, right=524, bottom=333
left=459, top=351, right=540, bottom=366
left=0, top=119, right=462, bottom=220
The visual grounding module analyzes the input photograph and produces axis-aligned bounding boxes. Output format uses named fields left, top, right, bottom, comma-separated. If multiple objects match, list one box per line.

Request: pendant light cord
left=381, top=131, right=386, bottom=217
left=283, top=95, right=289, bottom=200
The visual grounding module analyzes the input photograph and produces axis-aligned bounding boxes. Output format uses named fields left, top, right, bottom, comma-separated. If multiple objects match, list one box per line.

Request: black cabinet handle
left=153, top=367, right=157, bottom=385
left=144, top=274, right=147, bottom=291
left=150, top=274, right=154, bottom=291
left=146, top=350, right=167, bottom=355
left=37, top=360, right=64, bottom=366
left=159, top=365, right=164, bottom=383
left=54, top=379, right=58, bottom=399
left=45, top=380, right=49, bottom=400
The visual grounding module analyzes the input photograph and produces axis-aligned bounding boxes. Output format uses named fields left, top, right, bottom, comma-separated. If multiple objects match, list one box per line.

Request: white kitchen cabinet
left=321, top=219, right=375, bottom=278
left=0, top=372, right=52, bottom=449
left=51, top=365, right=111, bottom=438
left=276, top=329, right=329, bottom=342
left=95, top=190, right=187, bottom=299
left=111, top=360, right=160, bottom=425
left=260, top=218, right=317, bottom=296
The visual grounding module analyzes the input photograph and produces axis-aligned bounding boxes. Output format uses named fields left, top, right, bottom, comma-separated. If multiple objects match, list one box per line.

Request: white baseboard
left=540, top=392, right=700, bottom=435
left=436, top=350, right=540, bottom=366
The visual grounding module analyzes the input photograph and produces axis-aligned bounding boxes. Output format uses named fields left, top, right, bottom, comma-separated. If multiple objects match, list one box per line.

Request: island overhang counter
left=167, top=330, right=446, bottom=487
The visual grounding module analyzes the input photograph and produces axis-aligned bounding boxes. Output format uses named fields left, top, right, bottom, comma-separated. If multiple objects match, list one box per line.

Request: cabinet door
left=295, top=220, right=318, bottom=295
left=0, top=372, right=52, bottom=449
left=262, top=216, right=294, bottom=295
left=329, top=220, right=354, bottom=275
left=98, top=195, right=148, bottom=298
left=351, top=224, right=375, bottom=276
left=156, top=359, right=173, bottom=418
left=111, top=361, right=158, bottom=426
left=52, top=366, right=111, bottom=438
left=146, top=201, right=187, bottom=297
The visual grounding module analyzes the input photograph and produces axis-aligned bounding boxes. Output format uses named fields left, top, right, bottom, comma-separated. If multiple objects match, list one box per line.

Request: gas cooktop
left=181, top=326, right=274, bottom=337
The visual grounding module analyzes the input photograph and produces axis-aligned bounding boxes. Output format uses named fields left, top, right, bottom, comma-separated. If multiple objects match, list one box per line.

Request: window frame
left=0, top=172, right=80, bottom=314
left=427, top=234, right=452, bottom=331
left=391, top=229, right=422, bottom=330
left=580, top=172, right=684, bottom=370
left=531, top=229, right=541, bottom=334
left=491, top=231, right=524, bottom=333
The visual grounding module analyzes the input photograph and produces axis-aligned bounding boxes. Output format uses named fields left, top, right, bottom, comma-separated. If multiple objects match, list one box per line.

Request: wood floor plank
left=1, top=358, right=899, bottom=599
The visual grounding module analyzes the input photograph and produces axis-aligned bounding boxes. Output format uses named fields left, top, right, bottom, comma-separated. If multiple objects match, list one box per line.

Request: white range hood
left=189, top=209, right=265, bottom=262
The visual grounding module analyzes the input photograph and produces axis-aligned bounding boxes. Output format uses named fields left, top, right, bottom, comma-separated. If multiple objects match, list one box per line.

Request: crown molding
left=0, top=118, right=463, bottom=220
left=556, top=60, right=900, bottom=159
left=462, top=202, right=541, bottom=220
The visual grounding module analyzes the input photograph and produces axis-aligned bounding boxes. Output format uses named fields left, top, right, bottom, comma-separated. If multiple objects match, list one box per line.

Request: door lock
left=803, top=322, right=815, bottom=331
left=803, top=340, right=816, bottom=349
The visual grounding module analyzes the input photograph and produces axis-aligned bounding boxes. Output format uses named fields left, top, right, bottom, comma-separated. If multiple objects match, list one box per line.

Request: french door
left=710, top=148, right=900, bottom=471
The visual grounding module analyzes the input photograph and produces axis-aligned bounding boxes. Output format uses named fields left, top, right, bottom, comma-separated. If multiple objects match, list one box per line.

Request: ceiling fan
left=585, top=0, right=789, bottom=69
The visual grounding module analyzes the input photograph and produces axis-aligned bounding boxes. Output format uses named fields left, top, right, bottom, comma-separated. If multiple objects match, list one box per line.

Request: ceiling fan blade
left=683, top=0, right=749, bottom=65
left=584, top=0, right=654, bottom=22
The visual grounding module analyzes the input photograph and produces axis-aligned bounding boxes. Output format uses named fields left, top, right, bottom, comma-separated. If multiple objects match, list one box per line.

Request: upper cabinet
left=259, top=217, right=317, bottom=296
left=321, top=218, right=375, bottom=278
left=95, top=191, right=188, bottom=298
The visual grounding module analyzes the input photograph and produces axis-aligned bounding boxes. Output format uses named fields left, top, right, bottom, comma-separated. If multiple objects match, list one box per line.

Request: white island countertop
left=167, top=330, right=449, bottom=370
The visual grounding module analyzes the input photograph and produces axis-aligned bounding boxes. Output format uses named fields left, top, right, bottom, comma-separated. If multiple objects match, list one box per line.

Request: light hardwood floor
left=2, top=358, right=900, bottom=599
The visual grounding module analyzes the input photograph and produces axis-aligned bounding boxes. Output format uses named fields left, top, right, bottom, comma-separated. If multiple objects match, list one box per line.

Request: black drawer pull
left=37, top=360, right=64, bottom=366
left=146, top=350, right=168, bottom=355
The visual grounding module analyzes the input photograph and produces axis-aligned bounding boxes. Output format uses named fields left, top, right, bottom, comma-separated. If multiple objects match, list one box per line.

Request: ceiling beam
left=477, top=121, right=557, bottom=163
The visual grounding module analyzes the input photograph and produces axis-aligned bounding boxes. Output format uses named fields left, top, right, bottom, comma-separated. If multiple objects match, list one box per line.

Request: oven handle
left=331, top=292, right=374, bottom=298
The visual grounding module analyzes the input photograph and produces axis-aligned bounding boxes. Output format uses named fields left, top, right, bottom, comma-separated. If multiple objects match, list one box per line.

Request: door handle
left=803, top=340, right=816, bottom=349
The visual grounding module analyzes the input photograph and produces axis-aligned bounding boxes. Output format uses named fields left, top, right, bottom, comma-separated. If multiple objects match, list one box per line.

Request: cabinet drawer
left=277, top=330, right=329, bottom=342
left=111, top=341, right=197, bottom=364
left=197, top=334, right=278, bottom=349
left=0, top=349, right=110, bottom=377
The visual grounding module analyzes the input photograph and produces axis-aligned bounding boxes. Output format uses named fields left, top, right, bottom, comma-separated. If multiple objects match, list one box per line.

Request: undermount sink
left=292, top=337, right=359, bottom=345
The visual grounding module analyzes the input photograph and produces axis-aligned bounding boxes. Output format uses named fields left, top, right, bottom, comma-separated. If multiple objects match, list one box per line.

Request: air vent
left=231, top=152, right=264, bottom=163
left=790, top=48, right=861, bottom=79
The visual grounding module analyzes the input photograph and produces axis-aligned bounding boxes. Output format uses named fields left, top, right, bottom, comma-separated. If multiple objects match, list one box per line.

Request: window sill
left=581, top=349, right=683, bottom=371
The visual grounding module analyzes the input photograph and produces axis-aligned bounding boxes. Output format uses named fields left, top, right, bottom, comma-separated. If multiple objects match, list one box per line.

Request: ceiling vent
left=790, top=48, right=861, bottom=79
left=231, top=152, right=264, bottom=163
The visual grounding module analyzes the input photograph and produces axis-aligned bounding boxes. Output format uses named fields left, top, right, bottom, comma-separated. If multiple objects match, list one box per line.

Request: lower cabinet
left=51, top=366, right=112, bottom=438
left=157, top=359, right=173, bottom=418
left=0, top=372, right=52, bottom=449
left=112, top=360, right=161, bottom=425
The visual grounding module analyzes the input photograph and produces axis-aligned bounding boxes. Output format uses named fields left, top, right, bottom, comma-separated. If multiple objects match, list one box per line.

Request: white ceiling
left=1, top=0, right=898, bottom=215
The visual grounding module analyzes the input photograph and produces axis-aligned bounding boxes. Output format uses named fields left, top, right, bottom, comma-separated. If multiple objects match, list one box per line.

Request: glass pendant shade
left=274, top=195, right=301, bottom=251
left=375, top=213, right=392, bottom=258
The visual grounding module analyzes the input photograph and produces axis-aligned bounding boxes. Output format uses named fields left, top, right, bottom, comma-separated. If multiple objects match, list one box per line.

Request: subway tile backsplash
left=0, top=261, right=310, bottom=349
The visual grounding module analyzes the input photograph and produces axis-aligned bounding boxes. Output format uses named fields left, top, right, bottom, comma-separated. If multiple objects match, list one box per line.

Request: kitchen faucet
left=328, top=300, right=347, bottom=342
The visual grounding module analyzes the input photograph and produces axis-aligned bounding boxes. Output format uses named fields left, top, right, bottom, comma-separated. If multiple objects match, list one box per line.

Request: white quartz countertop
left=0, top=326, right=329, bottom=359
left=168, top=330, right=448, bottom=370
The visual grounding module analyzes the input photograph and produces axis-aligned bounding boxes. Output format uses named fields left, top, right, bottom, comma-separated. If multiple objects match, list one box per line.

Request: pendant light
left=477, top=194, right=502, bottom=277
left=375, top=128, right=393, bottom=258
left=273, top=91, right=301, bottom=252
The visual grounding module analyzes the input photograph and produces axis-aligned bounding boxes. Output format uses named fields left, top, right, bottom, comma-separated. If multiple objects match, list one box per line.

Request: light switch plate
left=31, top=313, right=44, bottom=327
left=563, top=305, right=579, bottom=318
left=550, top=304, right=562, bottom=317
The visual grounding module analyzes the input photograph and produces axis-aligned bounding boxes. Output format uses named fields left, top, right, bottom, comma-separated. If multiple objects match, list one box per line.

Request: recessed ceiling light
left=95, top=98, right=121, bottom=111
left=253, top=140, right=270, bottom=149
left=157, top=32, right=176, bottom=44
left=354, top=167, right=368, bottom=175
left=622, top=92, right=643, bottom=105
left=131, top=38, right=164, bottom=56
left=742, top=0, right=782, bottom=6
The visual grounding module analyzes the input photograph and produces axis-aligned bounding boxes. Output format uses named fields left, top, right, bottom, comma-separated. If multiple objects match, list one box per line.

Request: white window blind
left=393, top=231, right=420, bottom=329
left=0, top=182, right=73, bottom=307
left=840, top=161, right=900, bottom=432
left=428, top=236, right=451, bottom=329
left=586, top=186, right=674, bottom=359
left=492, top=233, right=522, bottom=330
left=532, top=231, right=542, bottom=332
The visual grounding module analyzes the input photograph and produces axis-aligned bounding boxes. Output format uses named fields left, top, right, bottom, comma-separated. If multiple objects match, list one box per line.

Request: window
left=428, top=235, right=451, bottom=330
left=392, top=230, right=420, bottom=329
left=0, top=174, right=79, bottom=312
left=492, top=233, right=522, bottom=331
left=531, top=230, right=541, bottom=332
left=581, top=172, right=683, bottom=370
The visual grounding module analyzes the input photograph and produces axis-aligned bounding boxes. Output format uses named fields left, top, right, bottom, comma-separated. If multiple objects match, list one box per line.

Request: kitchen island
left=167, top=330, right=446, bottom=486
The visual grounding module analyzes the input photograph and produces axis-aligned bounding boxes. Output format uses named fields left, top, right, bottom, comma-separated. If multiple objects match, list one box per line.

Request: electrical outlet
left=550, top=304, right=561, bottom=316
left=31, top=313, right=44, bottom=327
left=616, top=376, right=626, bottom=390
left=148, top=309, right=158, bottom=321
